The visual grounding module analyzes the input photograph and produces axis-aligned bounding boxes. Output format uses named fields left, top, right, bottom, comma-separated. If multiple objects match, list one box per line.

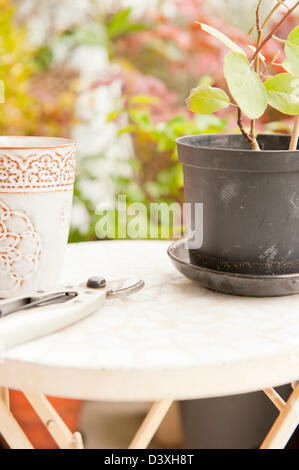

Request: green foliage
left=57, top=8, right=147, bottom=63
left=107, top=8, right=146, bottom=39
left=0, top=1, right=38, bottom=134
left=34, top=45, right=54, bottom=71
left=75, top=96, right=227, bottom=243
left=186, top=85, right=230, bottom=114
left=285, top=26, right=299, bottom=76
left=0, top=0, right=77, bottom=137
left=187, top=16, right=299, bottom=149
left=264, top=73, right=299, bottom=115
left=111, top=102, right=226, bottom=238
left=223, top=52, right=267, bottom=119
left=264, top=27, right=299, bottom=116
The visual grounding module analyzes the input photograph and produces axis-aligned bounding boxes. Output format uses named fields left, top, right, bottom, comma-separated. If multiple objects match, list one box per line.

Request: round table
left=0, top=240, right=298, bottom=449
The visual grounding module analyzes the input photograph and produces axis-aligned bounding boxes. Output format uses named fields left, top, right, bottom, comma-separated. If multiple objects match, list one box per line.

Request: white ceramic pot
left=0, top=136, right=76, bottom=298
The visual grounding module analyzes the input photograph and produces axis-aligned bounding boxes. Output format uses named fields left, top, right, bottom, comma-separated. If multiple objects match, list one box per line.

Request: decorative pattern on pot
left=60, top=201, right=72, bottom=227
left=0, top=147, right=75, bottom=192
left=0, top=137, right=76, bottom=298
left=0, top=201, right=41, bottom=294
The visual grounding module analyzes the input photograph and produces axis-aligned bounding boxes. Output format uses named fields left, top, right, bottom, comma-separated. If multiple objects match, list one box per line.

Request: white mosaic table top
left=0, top=240, right=298, bottom=401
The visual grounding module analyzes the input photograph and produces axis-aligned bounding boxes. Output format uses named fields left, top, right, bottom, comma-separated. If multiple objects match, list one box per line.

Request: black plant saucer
left=167, top=239, right=299, bottom=297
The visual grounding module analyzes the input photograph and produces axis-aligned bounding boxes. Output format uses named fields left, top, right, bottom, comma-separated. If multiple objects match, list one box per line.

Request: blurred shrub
left=112, top=101, right=226, bottom=239
left=0, top=0, right=77, bottom=137
left=114, top=95, right=226, bottom=204
left=67, top=3, right=229, bottom=241
left=0, top=0, right=38, bottom=135
left=64, top=2, right=229, bottom=241
left=70, top=89, right=226, bottom=242
left=3, top=1, right=295, bottom=242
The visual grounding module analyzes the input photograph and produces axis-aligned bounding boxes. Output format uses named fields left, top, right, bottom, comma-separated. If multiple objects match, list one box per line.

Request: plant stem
left=238, top=107, right=260, bottom=150
left=251, top=0, right=263, bottom=140
left=256, top=0, right=263, bottom=32
left=261, top=0, right=288, bottom=30
left=251, top=1, right=299, bottom=64
left=289, top=116, right=299, bottom=151
left=251, top=139, right=261, bottom=151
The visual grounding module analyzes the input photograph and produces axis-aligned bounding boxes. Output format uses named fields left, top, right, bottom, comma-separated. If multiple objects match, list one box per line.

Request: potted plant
left=176, top=1, right=299, bottom=288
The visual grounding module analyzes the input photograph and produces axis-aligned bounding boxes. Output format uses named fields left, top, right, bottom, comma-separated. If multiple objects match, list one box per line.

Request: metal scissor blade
left=0, top=291, right=78, bottom=317
left=105, top=278, right=145, bottom=299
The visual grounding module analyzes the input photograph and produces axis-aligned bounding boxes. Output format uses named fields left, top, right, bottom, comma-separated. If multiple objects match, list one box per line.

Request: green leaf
left=198, top=23, right=246, bottom=55
left=224, top=52, right=267, bottom=119
left=186, top=85, right=230, bottom=114
left=108, top=8, right=131, bottom=37
left=285, top=26, right=299, bottom=76
left=107, top=8, right=145, bottom=38
left=264, top=73, right=299, bottom=115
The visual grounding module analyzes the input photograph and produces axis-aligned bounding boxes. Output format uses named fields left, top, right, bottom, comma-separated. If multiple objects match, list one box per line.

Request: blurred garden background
left=1, top=0, right=298, bottom=242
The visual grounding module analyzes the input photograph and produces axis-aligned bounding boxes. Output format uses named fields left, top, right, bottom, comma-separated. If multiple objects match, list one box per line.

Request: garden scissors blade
left=0, top=291, right=78, bottom=317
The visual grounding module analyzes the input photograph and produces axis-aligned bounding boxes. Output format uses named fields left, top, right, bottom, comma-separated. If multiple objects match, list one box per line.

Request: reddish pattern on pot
left=0, top=147, right=76, bottom=192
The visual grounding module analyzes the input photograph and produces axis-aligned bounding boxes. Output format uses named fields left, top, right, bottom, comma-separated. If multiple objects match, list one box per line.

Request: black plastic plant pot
left=176, top=134, right=299, bottom=279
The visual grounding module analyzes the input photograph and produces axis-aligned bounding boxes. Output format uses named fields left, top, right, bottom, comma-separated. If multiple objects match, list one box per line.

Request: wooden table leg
left=155, top=402, right=184, bottom=448
left=129, top=400, right=173, bottom=449
left=0, top=387, right=10, bottom=409
left=263, top=388, right=286, bottom=412
left=23, top=391, right=84, bottom=449
left=0, top=389, right=84, bottom=449
left=261, top=382, right=299, bottom=449
left=0, top=397, right=33, bottom=449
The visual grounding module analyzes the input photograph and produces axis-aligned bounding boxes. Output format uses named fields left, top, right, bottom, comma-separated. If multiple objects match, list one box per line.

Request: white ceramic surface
left=0, top=240, right=299, bottom=401
left=0, top=137, right=76, bottom=297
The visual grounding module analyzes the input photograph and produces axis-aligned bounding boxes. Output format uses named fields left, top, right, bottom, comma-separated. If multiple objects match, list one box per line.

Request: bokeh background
left=1, top=0, right=299, bottom=450
left=1, top=0, right=298, bottom=242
